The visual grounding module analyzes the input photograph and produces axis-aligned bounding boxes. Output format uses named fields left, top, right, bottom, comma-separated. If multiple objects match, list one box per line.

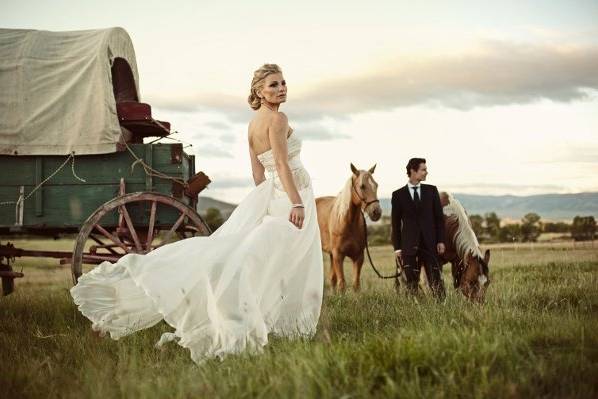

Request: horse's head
left=350, top=163, right=382, bottom=221
left=439, top=191, right=450, bottom=207
left=459, top=249, right=491, bottom=302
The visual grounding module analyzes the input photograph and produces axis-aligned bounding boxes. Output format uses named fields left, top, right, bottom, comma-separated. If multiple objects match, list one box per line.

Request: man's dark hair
left=406, top=158, right=426, bottom=177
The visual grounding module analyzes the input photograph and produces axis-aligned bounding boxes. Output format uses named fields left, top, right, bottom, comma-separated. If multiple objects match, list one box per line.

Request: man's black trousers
left=401, top=233, right=445, bottom=299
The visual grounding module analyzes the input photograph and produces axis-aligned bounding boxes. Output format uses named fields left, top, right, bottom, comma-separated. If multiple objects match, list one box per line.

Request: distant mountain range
left=197, top=196, right=237, bottom=219
left=383, top=192, right=598, bottom=221
left=199, top=192, right=598, bottom=222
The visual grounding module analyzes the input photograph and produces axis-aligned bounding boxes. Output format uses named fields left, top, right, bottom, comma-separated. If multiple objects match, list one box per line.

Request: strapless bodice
left=256, top=134, right=311, bottom=196
left=256, top=133, right=302, bottom=171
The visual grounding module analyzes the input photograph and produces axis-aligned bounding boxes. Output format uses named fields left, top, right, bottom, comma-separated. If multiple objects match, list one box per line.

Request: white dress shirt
left=407, top=182, right=422, bottom=201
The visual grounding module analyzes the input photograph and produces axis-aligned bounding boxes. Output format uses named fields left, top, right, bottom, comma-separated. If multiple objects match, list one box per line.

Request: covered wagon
left=0, top=27, right=212, bottom=294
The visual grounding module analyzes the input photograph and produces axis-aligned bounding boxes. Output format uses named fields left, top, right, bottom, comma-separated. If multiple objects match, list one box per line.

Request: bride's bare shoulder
left=248, top=112, right=289, bottom=140
left=272, top=111, right=288, bottom=121
left=269, top=112, right=289, bottom=131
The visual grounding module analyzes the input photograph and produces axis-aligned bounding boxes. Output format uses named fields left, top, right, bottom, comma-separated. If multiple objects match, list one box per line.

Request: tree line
left=202, top=207, right=596, bottom=246
left=465, top=213, right=596, bottom=243
left=365, top=213, right=596, bottom=246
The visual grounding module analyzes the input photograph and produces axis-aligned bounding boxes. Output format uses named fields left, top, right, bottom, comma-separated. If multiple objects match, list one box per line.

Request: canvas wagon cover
left=0, top=27, right=139, bottom=155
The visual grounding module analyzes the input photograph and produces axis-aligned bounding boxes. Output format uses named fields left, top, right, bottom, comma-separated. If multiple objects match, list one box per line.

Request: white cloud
left=204, top=121, right=232, bottom=131
left=289, top=41, right=598, bottom=119
left=291, top=122, right=351, bottom=141
left=147, top=41, right=598, bottom=124
left=192, top=144, right=233, bottom=158
left=208, top=176, right=253, bottom=189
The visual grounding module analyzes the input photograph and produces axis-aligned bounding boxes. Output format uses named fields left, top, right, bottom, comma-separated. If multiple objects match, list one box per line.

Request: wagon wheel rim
left=71, top=192, right=211, bottom=284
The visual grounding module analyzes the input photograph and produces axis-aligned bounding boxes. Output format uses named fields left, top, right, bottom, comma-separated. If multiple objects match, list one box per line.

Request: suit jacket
left=391, top=183, right=445, bottom=256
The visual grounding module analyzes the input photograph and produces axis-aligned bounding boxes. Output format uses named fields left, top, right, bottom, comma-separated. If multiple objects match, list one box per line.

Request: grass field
left=1, top=239, right=597, bottom=398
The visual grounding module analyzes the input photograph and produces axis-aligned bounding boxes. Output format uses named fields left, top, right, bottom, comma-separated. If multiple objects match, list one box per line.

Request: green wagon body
left=0, top=143, right=195, bottom=235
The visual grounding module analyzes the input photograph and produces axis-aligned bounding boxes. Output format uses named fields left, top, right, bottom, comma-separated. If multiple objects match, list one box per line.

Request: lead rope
left=350, top=177, right=400, bottom=279
left=360, top=210, right=443, bottom=281
left=361, top=212, right=402, bottom=279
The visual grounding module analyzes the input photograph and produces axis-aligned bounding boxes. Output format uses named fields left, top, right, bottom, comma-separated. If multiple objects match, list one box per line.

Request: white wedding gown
left=70, top=133, right=324, bottom=364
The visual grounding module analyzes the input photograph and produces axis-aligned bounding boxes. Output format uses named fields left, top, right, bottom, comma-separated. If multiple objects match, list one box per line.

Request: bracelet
left=291, top=204, right=304, bottom=208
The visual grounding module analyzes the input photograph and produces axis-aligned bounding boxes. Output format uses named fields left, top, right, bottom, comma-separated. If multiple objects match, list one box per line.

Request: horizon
left=200, top=189, right=598, bottom=205
left=198, top=190, right=598, bottom=223
left=2, top=0, right=598, bottom=203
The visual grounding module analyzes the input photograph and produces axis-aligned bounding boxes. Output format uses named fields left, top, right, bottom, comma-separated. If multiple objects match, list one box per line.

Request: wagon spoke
left=117, top=205, right=125, bottom=230
left=146, top=200, right=157, bottom=250
left=93, top=224, right=129, bottom=253
left=179, top=225, right=200, bottom=239
left=187, top=214, right=211, bottom=235
left=89, top=234, right=120, bottom=255
left=89, top=233, right=108, bottom=248
left=176, top=231, right=187, bottom=240
left=120, top=204, right=142, bottom=252
left=161, top=212, right=186, bottom=244
left=185, top=225, right=201, bottom=235
left=89, top=234, right=103, bottom=246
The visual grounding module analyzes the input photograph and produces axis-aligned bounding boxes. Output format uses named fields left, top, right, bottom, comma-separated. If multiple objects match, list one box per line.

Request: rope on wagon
left=123, top=141, right=188, bottom=188
left=0, top=152, right=86, bottom=207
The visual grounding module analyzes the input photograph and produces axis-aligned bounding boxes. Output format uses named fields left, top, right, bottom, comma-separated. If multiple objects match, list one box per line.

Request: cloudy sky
left=3, top=0, right=598, bottom=203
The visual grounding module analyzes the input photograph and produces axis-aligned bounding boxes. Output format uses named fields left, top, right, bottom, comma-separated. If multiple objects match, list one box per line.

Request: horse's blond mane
left=443, top=193, right=483, bottom=259
left=331, top=177, right=353, bottom=223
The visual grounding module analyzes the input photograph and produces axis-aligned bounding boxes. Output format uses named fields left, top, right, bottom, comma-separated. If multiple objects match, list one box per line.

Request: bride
left=71, top=64, right=324, bottom=364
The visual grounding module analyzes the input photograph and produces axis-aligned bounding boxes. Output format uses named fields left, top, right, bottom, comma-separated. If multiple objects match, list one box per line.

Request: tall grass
left=1, top=240, right=597, bottom=398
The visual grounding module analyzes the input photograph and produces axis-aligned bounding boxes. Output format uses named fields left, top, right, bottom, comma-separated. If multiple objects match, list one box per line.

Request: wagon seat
left=111, top=58, right=171, bottom=145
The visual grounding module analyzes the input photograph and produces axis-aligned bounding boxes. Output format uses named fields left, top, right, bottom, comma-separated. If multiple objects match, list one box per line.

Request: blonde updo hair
left=248, top=64, right=282, bottom=110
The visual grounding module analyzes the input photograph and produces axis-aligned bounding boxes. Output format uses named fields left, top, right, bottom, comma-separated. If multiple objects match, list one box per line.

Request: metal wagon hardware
left=0, top=28, right=212, bottom=294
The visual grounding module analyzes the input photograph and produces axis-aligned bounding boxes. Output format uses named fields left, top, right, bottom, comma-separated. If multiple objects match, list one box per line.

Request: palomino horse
left=438, top=192, right=491, bottom=301
left=316, top=164, right=382, bottom=291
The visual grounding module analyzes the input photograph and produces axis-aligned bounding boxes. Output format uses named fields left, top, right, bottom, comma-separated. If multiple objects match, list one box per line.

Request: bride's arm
left=269, top=113, right=302, bottom=206
left=248, top=145, right=266, bottom=186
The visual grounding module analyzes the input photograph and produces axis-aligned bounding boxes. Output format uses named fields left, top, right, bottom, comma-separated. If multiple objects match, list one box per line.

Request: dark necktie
left=413, top=186, right=420, bottom=203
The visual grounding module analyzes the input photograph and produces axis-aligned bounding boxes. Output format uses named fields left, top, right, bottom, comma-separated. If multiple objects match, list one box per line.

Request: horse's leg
left=352, top=253, right=364, bottom=292
left=450, top=261, right=460, bottom=289
left=329, top=253, right=337, bottom=289
left=332, top=250, right=346, bottom=292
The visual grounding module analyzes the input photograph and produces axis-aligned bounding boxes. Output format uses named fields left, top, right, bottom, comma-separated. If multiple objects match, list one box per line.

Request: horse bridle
left=351, top=175, right=380, bottom=211
left=454, top=254, right=488, bottom=289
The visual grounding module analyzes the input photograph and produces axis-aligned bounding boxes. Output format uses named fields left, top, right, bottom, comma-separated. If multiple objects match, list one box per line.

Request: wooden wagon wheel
left=71, top=192, right=211, bottom=283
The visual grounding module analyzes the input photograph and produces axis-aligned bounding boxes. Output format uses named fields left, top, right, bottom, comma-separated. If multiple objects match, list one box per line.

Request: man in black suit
left=391, top=158, right=446, bottom=299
